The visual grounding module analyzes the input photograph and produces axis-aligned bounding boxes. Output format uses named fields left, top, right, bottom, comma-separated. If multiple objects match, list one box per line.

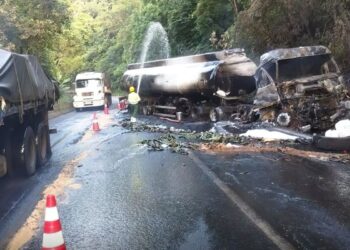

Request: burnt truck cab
left=254, top=46, right=350, bottom=131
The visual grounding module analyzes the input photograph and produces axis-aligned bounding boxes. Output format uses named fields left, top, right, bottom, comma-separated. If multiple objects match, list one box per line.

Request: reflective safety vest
left=128, top=92, right=141, bottom=105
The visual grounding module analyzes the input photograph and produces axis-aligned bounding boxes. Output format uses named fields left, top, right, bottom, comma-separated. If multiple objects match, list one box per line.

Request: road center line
left=188, top=151, right=295, bottom=250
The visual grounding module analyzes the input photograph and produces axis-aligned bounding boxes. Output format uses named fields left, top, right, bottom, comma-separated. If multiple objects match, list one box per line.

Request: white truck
left=73, top=72, right=112, bottom=111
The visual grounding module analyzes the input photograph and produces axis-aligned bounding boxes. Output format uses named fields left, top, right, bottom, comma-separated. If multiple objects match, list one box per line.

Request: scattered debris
left=121, top=120, right=189, bottom=134
left=116, top=117, right=349, bottom=161
left=141, top=133, right=195, bottom=155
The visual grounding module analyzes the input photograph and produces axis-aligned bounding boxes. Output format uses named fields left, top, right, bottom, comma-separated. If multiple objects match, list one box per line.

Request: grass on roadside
left=52, top=86, right=74, bottom=113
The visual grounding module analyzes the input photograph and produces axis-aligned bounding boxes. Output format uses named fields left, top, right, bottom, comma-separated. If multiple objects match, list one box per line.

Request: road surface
left=0, top=106, right=349, bottom=249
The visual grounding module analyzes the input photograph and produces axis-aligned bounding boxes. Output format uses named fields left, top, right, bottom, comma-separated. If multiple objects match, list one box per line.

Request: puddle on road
left=6, top=152, right=87, bottom=250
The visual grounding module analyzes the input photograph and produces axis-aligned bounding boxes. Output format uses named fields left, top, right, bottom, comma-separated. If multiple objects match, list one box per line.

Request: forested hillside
left=1, top=0, right=350, bottom=89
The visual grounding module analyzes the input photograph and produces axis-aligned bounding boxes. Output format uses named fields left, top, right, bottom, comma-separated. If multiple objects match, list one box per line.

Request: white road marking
left=188, top=151, right=295, bottom=250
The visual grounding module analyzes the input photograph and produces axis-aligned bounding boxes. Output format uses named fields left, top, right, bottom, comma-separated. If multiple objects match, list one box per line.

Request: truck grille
left=82, top=92, right=93, bottom=96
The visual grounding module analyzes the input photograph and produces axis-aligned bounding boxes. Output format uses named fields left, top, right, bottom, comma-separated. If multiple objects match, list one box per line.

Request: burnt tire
left=36, top=123, right=49, bottom=167
left=191, top=106, right=203, bottom=120
left=22, top=127, right=37, bottom=176
left=142, top=106, right=152, bottom=116
left=276, top=113, right=291, bottom=127
left=142, top=106, right=148, bottom=115
left=209, top=107, right=225, bottom=122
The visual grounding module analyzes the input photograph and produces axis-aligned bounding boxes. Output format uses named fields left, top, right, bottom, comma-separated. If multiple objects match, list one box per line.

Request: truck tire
left=4, top=132, right=16, bottom=177
left=22, top=127, right=37, bottom=176
left=142, top=106, right=152, bottom=116
left=191, top=106, right=204, bottom=120
left=36, top=123, right=49, bottom=167
left=209, top=107, right=225, bottom=122
left=47, top=127, right=52, bottom=158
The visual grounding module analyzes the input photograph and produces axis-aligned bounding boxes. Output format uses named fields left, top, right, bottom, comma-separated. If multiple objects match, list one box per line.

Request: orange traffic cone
left=92, top=113, right=100, bottom=132
left=42, top=195, right=66, bottom=250
left=104, top=104, right=109, bottom=115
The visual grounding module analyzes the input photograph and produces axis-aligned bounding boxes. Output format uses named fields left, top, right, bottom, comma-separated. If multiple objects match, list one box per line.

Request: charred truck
left=0, top=49, right=57, bottom=178
left=254, top=46, right=350, bottom=131
left=122, top=46, right=350, bottom=131
left=121, top=49, right=257, bottom=121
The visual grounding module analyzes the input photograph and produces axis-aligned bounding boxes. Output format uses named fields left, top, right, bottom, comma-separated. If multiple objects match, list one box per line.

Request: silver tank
left=121, top=49, right=257, bottom=99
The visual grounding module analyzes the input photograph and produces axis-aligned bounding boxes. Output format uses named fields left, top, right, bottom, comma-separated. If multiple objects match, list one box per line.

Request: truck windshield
left=276, top=54, right=338, bottom=82
left=76, top=79, right=102, bottom=88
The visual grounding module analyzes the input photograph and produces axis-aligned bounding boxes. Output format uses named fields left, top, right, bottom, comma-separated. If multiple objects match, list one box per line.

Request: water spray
left=137, top=22, right=170, bottom=94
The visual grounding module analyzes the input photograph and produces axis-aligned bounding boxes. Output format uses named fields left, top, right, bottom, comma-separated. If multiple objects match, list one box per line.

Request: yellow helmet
left=129, top=86, right=135, bottom=93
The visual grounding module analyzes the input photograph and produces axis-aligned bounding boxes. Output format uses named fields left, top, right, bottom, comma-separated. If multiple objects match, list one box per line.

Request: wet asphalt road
left=0, top=106, right=350, bottom=249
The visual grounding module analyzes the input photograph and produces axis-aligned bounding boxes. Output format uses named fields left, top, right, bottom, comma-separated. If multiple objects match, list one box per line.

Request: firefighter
left=128, top=86, right=141, bottom=122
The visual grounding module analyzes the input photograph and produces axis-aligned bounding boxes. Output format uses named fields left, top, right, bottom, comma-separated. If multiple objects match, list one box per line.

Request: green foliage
left=233, top=0, right=350, bottom=69
left=0, top=0, right=70, bottom=73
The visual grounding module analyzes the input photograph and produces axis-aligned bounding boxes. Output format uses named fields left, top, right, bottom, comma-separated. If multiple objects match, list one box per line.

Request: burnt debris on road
left=116, top=113, right=350, bottom=164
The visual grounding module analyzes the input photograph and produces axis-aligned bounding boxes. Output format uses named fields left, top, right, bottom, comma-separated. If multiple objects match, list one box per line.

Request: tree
left=0, top=0, right=70, bottom=73
left=232, top=0, right=350, bottom=69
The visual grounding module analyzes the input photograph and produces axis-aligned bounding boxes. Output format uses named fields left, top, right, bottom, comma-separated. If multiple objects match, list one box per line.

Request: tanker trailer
left=0, top=49, right=58, bottom=178
left=121, top=49, right=257, bottom=121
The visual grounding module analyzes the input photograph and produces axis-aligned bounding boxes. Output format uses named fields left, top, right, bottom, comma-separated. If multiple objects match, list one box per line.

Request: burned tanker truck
left=254, top=46, right=350, bottom=131
left=121, top=49, right=257, bottom=121
left=0, top=49, right=58, bottom=178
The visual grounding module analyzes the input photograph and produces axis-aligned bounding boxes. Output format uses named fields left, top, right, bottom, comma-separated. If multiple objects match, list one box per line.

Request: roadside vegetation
left=1, top=0, right=350, bottom=90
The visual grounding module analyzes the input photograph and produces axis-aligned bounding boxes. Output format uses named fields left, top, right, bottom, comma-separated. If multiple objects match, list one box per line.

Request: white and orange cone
left=42, top=194, right=66, bottom=250
left=103, top=104, right=109, bottom=115
left=92, top=112, right=100, bottom=132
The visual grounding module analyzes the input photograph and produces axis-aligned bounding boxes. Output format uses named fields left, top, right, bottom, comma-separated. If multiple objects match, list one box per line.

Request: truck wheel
left=276, top=112, right=291, bottom=127
left=4, top=132, right=16, bottom=177
left=209, top=107, right=225, bottom=122
left=22, top=127, right=37, bottom=176
left=36, top=123, right=49, bottom=167
left=142, top=106, right=152, bottom=116
left=47, top=127, right=52, bottom=158
left=191, top=106, right=203, bottom=120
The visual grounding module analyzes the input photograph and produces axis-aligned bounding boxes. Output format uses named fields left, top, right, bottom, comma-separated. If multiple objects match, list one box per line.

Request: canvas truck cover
left=0, top=49, right=56, bottom=104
